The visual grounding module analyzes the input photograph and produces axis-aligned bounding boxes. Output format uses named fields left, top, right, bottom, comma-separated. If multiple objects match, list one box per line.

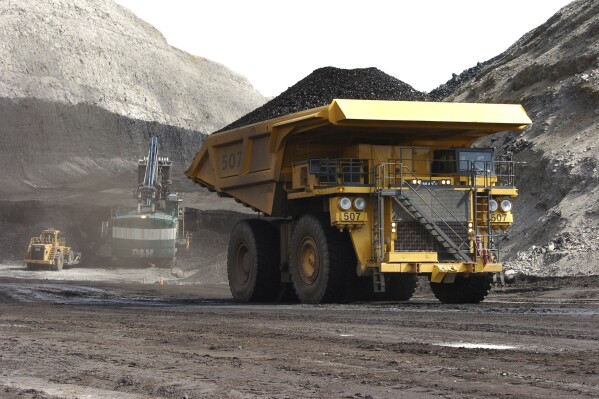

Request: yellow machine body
left=24, top=229, right=80, bottom=271
left=187, top=99, right=531, bottom=289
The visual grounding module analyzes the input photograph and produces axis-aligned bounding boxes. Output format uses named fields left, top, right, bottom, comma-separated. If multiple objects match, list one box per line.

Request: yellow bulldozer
left=24, top=229, right=81, bottom=271
left=186, top=99, right=531, bottom=304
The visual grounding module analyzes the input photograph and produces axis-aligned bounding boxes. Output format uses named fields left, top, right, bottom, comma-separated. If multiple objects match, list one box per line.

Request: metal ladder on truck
left=371, top=162, right=472, bottom=291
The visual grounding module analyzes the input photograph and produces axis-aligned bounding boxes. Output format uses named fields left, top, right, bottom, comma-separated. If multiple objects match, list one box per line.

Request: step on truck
left=186, top=99, right=531, bottom=304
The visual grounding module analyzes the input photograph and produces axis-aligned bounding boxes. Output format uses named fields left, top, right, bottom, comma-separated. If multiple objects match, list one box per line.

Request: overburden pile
left=221, top=67, right=428, bottom=131
left=0, top=0, right=265, bottom=206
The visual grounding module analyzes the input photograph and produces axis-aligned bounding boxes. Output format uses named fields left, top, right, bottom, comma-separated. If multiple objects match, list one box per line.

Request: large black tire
left=227, top=220, right=280, bottom=302
left=430, top=273, right=493, bottom=304
left=289, top=215, right=355, bottom=304
left=384, top=274, right=418, bottom=301
left=275, top=282, right=299, bottom=303
left=353, top=276, right=384, bottom=301
left=353, top=274, right=418, bottom=302
left=52, top=252, right=64, bottom=271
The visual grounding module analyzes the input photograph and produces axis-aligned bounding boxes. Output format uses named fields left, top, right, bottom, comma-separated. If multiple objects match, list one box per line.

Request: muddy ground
left=1, top=267, right=598, bottom=399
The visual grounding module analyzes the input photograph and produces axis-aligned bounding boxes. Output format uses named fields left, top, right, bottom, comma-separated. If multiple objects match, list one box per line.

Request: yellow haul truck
left=186, top=99, right=531, bottom=304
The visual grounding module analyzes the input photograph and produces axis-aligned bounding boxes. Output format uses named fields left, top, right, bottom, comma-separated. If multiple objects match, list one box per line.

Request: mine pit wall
left=0, top=97, right=205, bottom=198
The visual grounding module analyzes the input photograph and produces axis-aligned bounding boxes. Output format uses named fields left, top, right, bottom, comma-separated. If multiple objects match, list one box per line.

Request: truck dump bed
left=186, top=99, right=531, bottom=216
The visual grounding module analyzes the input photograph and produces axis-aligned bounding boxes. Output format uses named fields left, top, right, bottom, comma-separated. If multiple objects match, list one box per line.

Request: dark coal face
left=219, top=67, right=429, bottom=132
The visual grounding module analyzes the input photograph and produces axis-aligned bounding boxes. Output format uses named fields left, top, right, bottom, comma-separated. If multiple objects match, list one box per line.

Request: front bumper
left=379, top=261, right=502, bottom=283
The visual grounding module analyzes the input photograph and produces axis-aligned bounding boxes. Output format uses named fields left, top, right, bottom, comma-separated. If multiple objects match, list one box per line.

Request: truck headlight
left=353, top=197, right=366, bottom=211
left=338, top=197, right=352, bottom=211
left=489, top=199, right=498, bottom=212
left=500, top=199, right=512, bottom=212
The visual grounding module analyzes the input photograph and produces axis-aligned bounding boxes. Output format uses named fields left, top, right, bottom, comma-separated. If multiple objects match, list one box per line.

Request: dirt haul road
left=1, top=276, right=598, bottom=399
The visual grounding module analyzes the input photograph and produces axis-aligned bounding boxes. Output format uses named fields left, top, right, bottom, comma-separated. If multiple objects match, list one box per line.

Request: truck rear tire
left=290, top=215, right=354, bottom=304
left=227, top=220, right=280, bottom=302
left=52, top=252, right=64, bottom=271
left=430, top=273, right=492, bottom=304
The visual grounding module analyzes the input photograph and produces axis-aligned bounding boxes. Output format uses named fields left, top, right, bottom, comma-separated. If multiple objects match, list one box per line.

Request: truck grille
left=394, top=221, right=469, bottom=261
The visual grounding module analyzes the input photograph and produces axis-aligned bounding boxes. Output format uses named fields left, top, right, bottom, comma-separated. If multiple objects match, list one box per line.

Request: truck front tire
left=227, top=220, right=280, bottom=302
left=385, top=274, right=418, bottom=301
left=289, top=215, right=354, bottom=304
left=430, top=273, right=492, bottom=304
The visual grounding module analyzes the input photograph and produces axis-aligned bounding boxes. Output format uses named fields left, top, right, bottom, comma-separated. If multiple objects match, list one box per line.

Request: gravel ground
left=0, top=276, right=598, bottom=399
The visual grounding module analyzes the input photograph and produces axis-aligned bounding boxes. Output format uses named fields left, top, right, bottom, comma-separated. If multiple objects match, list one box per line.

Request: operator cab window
left=457, top=149, right=493, bottom=174
left=432, top=150, right=457, bottom=174
left=432, top=149, right=493, bottom=176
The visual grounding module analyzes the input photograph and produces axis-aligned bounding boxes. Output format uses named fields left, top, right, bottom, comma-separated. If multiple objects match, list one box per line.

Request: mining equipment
left=186, top=99, right=532, bottom=304
left=24, top=229, right=81, bottom=271
left=99, top=137, right=189, bottom=267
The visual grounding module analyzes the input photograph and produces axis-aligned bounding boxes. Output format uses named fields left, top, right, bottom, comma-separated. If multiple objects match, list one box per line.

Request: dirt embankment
left=434, top=0, right=599, bottom=276
left=0, top=0, right=265, bottom=133
left=0, top=98, right=204, bottom=205
left=0, top=0, right=265, bottom=209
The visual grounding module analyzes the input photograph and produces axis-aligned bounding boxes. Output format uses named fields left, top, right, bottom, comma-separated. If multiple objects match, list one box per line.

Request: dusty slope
left=438, top=0, right=599, bottom=276
left=0, top=0, right=264, bottom=133
left=0, top=0, right=264, bottom=207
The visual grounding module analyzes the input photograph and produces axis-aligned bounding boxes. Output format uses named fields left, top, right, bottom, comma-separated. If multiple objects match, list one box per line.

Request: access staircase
left=373, top=162, right=476, bottom=264
left=393, top=195, right=471, bottom=262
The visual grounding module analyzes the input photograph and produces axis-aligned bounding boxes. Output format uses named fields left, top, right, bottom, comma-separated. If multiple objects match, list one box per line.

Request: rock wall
left=0, top=0, right=265, bottom=133
left=437, top=0, right=599, bottom=276
left=0, top=0, right=265, bottom=207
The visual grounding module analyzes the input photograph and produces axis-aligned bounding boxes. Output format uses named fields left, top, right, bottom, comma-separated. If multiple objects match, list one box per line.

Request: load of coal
left=219, top=67, right=429, bottom=132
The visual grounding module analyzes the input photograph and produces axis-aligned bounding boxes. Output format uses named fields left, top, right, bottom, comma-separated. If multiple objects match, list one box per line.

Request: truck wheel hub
left=299, top=237, right=319, bottom=285
left=236, top=243, right=251, bottom=284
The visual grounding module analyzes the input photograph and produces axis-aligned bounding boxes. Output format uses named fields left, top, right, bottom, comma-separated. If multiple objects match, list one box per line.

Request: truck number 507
left=221, top=151, right=242, bottom=170
left=490, top=213, right=507, bottom=222
left=343, top=213, right=361, bottom=221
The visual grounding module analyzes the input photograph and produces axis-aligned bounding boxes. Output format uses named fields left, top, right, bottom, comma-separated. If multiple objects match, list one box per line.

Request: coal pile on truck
left=221, top=67, right=428, bottom=131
